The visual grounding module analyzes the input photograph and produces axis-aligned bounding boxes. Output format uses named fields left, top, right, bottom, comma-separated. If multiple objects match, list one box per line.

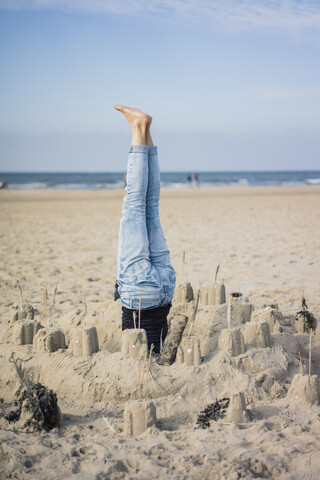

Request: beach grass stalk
left=146, top=344, right=159, bottom=392
left=51, top=285, right=57, bottom=311
left=308, top=331, right=312, bottom=376
left=160, top=328, right=163, bottom=353
left=148, top=344, right=154, bottom=366
left=140, top=351, right=148, bottom=396
left=138, top=356, right=142, bottom=400
left=138, top=289, right=141, bottom=329
left=215, top=264, right=220, bottom=283
left=147, top=366, right=159, bottom=392
left=102, top=415, right=117, bottom=433
left=44, top=286, right=48, bottom=323
left=298, top=351, right=304, bottom=375
left=227, top=303, right=232, bottom=330
left=18, top=280, right=23, bottom=311
left=182, top=250, right=186, bottom=280
left=51, top=285, right=57, bottom=330
left=81, top=288, right=88, bottom=316
left=188, top=289, right=200, bottom=336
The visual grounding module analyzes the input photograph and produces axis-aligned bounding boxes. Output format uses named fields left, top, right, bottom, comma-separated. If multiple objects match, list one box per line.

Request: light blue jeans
left=117, top=145, right=176, bottom=309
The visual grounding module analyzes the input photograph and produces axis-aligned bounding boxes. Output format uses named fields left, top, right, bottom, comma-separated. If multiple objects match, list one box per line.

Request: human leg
left=114, top=105, right=174, bottom=350
left=117, top=144, right=149, bottom=282
left=146, top=148, right=170, bottom=262
left=115, top=105, right=162, bottom=309
left=146, top=143, right=176, bottom=302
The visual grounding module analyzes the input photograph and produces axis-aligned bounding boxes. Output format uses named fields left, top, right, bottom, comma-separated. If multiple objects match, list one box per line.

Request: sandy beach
left=1, top=185, right=320, bottom=479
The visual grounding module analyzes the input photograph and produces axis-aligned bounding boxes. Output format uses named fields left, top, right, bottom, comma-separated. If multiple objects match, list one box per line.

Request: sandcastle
left=10, top=304, right=35, bottom=322
left=176, top=334, right=201, bottom=366
left=225, top=391, right=250, bottom=424
left=121, top=329, right=148, bottom=358
left=157, top=314, right=188, bottom=366
left=69, top=326, right=99, bottom=357
left=218, top=327, right=245, bottom=356
left=33, top=328, right=66, bottom=353
left=287, top=374, right=319, bottom=405
left=12, top=320, right=42, bottom=345
left=251, top=306, right=282, bottom=333
left=199, top=283, right=226, bottom=305
left=124, top=399, right=156, bottom=436
left=173, top=304, right=227, bottom=357
left=242, top=321, right=272, bottom=348
left=172, top=283, right=194, bottom=303
left=228, top=293, right=253, bottom=325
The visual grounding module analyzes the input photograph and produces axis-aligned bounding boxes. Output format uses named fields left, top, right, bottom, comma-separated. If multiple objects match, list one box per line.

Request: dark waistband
left=122, top=303, right=171, bottom=319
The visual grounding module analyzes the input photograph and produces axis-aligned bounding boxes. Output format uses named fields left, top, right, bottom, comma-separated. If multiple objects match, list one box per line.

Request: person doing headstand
left=115, top=105, right=176, bottom=353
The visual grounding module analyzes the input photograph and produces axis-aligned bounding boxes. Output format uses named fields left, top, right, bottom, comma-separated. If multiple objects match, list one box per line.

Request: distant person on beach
left=192, top=172, right=198, bottom=187
left=114, top=105, right=176, bottom=353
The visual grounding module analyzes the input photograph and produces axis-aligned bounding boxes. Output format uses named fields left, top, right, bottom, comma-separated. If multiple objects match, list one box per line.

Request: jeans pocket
left=120, top=284, right=162, bottom=310
left=159, top=266, right=176, bottom=289
left=135, top=259, right=160, bottom=287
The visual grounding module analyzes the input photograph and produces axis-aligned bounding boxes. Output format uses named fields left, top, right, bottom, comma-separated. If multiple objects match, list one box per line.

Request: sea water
left=1, top=171, right=319, bottom=190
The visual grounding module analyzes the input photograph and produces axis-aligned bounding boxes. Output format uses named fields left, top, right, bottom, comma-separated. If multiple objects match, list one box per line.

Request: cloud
left=1, top=0, right=320, bottom=42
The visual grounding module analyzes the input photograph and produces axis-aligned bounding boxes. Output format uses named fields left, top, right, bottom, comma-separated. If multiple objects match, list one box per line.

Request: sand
left=0, top=185, right=320, bottom=479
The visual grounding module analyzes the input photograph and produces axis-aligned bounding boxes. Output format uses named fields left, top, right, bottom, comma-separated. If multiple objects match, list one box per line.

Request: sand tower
left=121, top=329, right=148, bottom=358
left=124, top=399, right=156, bottom=436
left=172, top=283, right=194, bottom=304
left=69, top=326, right=99, bottom=357
left=176, top=334, right=201, bottom=366
left=287, top=374, right=319, bottom=405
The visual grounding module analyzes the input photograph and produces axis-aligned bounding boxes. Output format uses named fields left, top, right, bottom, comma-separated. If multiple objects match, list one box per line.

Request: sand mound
left=1, top=187, right=320, bottom=479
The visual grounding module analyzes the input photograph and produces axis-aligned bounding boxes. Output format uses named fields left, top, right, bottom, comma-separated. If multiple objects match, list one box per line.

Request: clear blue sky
left=0, top=1, right=319, bottom=171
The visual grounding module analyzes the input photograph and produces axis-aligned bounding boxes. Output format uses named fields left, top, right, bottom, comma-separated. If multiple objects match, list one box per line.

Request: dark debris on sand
left=295, top=296, right=317, bottom=332
left=114, top=281, right=120, bottom=301
left=2, top=383, right=60, bottom=432
left=197, top=397, right=230, bottom=429
left=295, top=310, right=317, bottom=331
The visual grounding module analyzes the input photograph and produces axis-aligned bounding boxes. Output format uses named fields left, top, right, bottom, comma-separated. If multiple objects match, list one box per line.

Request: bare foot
left=114, top=105, right=152, bottom=129
left=114, top=105, right=153, bottom=145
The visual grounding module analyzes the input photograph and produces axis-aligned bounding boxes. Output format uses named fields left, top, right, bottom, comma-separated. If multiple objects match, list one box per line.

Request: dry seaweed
left=2, top=353, right=60, bottom=432
left=301, top=296, right=308, bottom=311
left=295, top=310, right=317, bottom=331
left=197, top=397, right=230, bottom=428
left=295, top=296, right=317, bottom=332
left=4, top=383, right=60, bottom=432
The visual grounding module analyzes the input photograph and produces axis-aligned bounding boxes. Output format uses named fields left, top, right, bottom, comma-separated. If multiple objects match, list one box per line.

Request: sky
left=0, top=0, right=319, bottom=172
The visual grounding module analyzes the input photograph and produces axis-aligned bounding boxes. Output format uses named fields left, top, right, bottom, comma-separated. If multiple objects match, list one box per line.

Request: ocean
left=1, top=171, right=320, bottom=190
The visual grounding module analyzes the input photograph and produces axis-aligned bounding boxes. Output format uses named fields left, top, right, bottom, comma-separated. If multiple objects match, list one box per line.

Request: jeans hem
left=129, top=145, right=150, bottom=154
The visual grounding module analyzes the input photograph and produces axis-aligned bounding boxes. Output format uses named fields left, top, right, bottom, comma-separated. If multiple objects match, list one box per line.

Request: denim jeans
left=117, top=145, right=176, bottom=309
